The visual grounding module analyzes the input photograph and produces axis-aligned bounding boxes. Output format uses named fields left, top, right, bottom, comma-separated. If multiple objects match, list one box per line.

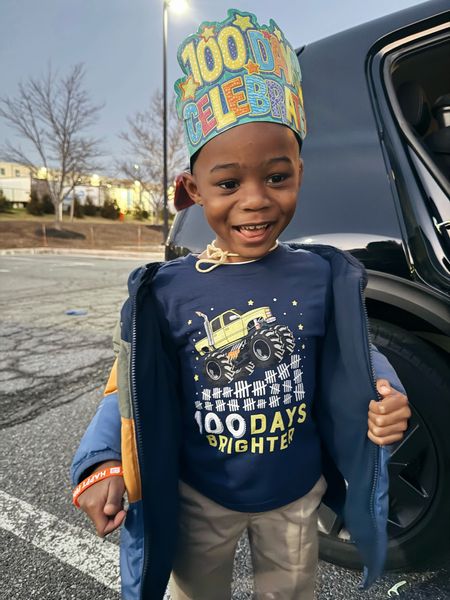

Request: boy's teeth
left=240, top=224, right=267, bottom=231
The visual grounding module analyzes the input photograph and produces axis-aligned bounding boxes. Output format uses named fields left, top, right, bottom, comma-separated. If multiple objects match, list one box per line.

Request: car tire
left=318, top=318, right=450, bottom=571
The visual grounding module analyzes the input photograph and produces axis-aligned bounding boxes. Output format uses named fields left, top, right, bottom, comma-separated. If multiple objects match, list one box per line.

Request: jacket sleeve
left=370, top=343, right=406, bottom=395
left=71, top=317, right=124, bottom=486
left=70, top=266, right=148, bottom=488
left=70, top=387, right=122, bottom=486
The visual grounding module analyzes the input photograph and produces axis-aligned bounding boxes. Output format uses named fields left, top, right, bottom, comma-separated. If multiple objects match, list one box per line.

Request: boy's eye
left=218, top=180, right=238, bottom=190
left=267, top=174, right=287, bottom=184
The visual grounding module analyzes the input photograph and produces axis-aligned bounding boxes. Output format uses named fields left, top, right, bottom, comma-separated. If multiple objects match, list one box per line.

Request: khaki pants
left=170, top=476, right=327, bottom=600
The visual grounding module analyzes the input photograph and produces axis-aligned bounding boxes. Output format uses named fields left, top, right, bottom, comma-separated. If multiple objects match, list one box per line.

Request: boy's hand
left=368, top=379, right=411, bottom=446
left=77, top=460, right=126, bottom=537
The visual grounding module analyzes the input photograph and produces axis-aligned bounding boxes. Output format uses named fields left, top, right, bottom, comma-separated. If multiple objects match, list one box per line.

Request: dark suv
left=166, top=0, right=450, bottom=572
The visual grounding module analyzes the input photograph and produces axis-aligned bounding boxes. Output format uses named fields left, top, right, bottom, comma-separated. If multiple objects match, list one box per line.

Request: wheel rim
left=253, top=339, right=271, bottom=361
left=387, top=404, right=438, bottom=537
left=205, top=360, right=221, bottom=381
left=318, top=404, right=439, bottom=542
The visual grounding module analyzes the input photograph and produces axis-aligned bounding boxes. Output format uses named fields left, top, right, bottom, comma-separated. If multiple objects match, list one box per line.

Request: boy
left=71, top=9, right=410, bottom=600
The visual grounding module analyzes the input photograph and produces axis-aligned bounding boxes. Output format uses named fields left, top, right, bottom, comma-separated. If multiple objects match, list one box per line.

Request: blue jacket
left=71, top=244, right=406, bottom=599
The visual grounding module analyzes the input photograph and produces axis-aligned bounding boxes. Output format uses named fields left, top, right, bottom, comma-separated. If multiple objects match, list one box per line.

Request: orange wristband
left=72, top=465, right=123, bottom=508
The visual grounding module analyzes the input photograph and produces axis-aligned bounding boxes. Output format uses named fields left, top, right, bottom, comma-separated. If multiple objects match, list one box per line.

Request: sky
left=0, top=0, right=428, bottom=173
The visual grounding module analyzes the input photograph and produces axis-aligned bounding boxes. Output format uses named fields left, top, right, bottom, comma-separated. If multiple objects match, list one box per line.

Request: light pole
left=162, top=0, right=188, bottom=242
left=162, top=0, right=169, bottom=242
left=133, top=164, right=143, bottom=212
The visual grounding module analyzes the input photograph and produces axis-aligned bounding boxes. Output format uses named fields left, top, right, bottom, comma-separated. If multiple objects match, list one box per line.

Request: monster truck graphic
left=195, top=307, right=295, bottom=385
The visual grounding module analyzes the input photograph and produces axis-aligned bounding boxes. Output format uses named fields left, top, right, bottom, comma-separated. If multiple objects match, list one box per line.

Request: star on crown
left=273, top=27, right=283, bottom=42
left=200, top=25, right=215, bottom=41
left=233, top=14, right=254, bottom=31
left=180, top=75, right=199, bottom=100
left=244, top=60, right=260, bottom=75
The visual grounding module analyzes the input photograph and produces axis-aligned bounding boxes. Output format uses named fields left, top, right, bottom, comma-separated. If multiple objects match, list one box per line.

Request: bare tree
left=117, top=90, right=187, bottom=222
left=0, top=64, right=103, bottom=225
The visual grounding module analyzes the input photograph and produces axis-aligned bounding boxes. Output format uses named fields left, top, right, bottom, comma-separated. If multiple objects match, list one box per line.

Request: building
left=0, top=161, right=32, bottom=206
left=0, top=161, right=175, bottom=219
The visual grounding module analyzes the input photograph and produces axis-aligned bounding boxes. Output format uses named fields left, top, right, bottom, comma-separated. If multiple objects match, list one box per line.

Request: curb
left=0, top=247, right=165, bottom=260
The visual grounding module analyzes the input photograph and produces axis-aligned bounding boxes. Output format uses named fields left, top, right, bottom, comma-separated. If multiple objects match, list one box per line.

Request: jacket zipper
left=129, top=276, right=150, bottom=600
left=359, top=278, right=382, bottom=533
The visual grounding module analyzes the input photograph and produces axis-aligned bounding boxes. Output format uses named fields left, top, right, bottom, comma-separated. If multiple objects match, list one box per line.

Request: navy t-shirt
left=152, top=243, right=331, bottom=512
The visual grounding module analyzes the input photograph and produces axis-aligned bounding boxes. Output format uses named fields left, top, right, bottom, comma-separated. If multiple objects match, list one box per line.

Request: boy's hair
left=189, top=127, right=302, bottom=174
left=175, top=9, right=307, bottom=161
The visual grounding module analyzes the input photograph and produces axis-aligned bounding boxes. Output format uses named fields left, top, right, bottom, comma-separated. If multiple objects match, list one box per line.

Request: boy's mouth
left=233, top=222, right=273, bottom=240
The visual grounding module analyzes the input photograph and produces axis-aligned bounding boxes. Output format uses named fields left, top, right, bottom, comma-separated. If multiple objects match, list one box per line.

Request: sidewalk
left=0, top=246, right=165, bottom=260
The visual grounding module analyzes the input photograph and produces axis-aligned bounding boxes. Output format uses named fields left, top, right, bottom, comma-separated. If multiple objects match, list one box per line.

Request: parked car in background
left=166, top=0, right=450, bottom=573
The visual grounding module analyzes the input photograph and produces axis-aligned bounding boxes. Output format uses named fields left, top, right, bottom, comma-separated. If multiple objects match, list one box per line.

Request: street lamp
left=162, top=0, right=189, bottom=243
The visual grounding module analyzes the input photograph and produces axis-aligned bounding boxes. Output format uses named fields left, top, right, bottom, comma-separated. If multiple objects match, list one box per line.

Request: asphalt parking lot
left=1, top=253, right=449, bottom=599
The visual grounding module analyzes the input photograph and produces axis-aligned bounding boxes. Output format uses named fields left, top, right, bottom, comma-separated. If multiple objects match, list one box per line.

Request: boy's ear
left=298, top=158, right=304, bottom=187
left=181, top=172, right=203, bottom=207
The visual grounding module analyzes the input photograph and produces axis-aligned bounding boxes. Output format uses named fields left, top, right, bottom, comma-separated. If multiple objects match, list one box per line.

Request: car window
left=211, top=317, right=222, bottom=332
left=390, top=36, right=450, bottom=184
left=369, top=20, right=450, bottom=283
left=223, top=311, right=239, bottom=326
left=169, top=203, right=214, bottom=255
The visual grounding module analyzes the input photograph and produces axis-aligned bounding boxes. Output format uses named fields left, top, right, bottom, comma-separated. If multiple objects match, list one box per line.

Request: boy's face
left=182, top=122, right=303, bottom=261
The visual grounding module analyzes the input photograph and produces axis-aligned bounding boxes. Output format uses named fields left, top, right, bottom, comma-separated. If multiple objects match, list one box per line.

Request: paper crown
left=175, top=9, right=307, bottom=158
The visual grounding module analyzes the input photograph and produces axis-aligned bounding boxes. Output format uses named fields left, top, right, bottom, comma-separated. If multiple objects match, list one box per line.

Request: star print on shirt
left=292, top=300, right=298, bottom=306
left=298, top=324, right=304, bottom=331
left=194, top=374, right=199, bottom=382
left=248, top=300, right=254, bottom=306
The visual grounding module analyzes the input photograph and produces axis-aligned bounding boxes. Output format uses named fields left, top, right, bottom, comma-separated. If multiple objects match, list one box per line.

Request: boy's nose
left=238, top=183, right=271, bottom=211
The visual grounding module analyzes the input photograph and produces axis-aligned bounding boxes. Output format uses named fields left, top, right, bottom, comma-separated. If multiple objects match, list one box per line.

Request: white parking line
left=51, top=262, right=95, bottom=268
left=0, top=490, right=120, bottom=592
